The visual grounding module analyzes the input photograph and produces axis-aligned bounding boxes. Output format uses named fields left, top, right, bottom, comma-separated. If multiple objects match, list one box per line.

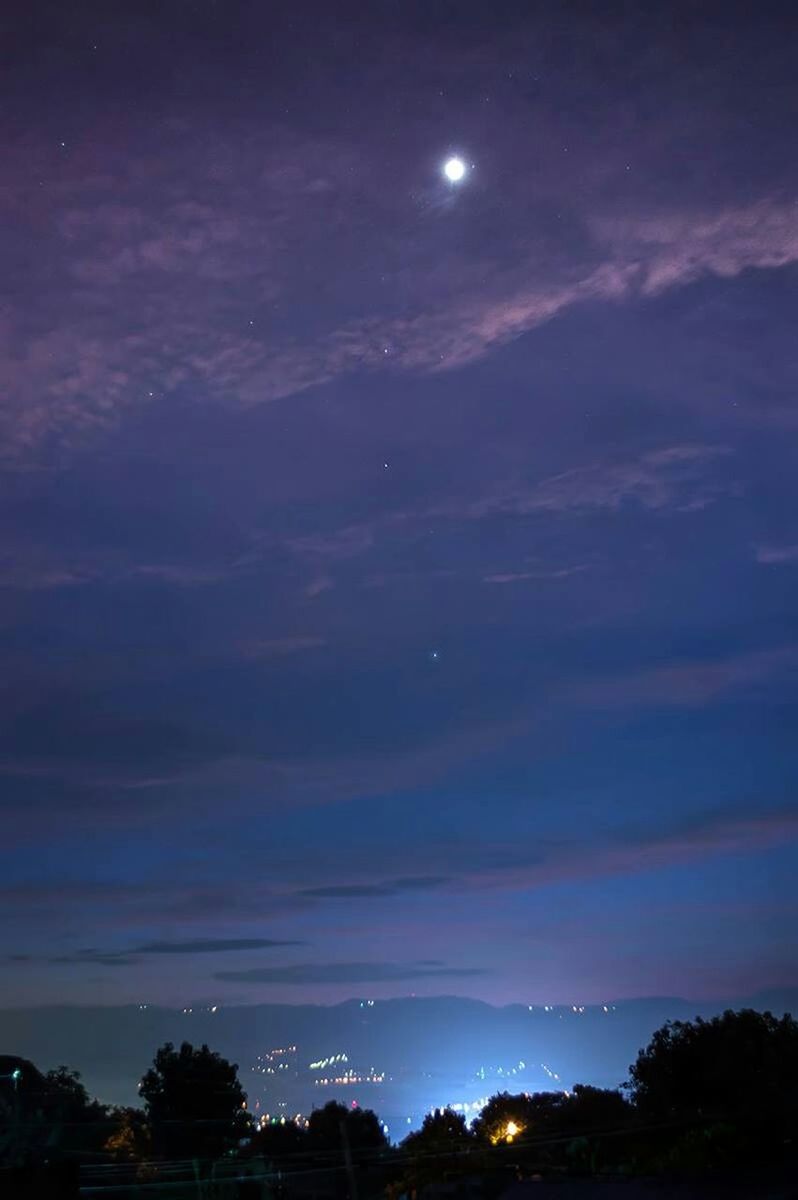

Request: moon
left=443, top=156, right=466, bottom=183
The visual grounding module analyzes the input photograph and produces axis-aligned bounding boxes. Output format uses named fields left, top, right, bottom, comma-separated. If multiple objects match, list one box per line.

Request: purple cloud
left=756, top=544, right=798, bottom=564
left=239, top=636, right=327, bottom=659
left=568, top=644, right=798, bottom=710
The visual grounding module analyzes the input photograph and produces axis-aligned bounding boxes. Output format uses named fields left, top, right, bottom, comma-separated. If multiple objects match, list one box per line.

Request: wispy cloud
left=755, top=544, right=798, bottom=564
left=287, top=526, right=377, bottom=563
left=305, top=575, right=335, bottom=598
left=227, top=199, right=798, bottom=399
left=594, top=201, right=798, bottom=297
left=483, top=566, right=588, bottom=584
left=0, top=562, right=97, bottom=590
left=5, top=803, right=797, bottom=972
left=125, top=563, right=230, bottom=586
left=233, top=200, right=798, bottom=401
left=0, top=554, right=232, bottom=592
left=133, top=937, right=303, bottom=955
left=47, top=937, right=303, bottom=967
left=49, top=951, right=140, bottom=968
left=277, top=443, right=734, bottom=572
left=362, top=806, right=798, bottom=898
left=568, top=643, right=798, bottom=710
left=299, top=875, right=449, bottom=899
left=519, top=807, right=798, bottom=892
left=215, top=961, right=486, bottom=984
left=240, top=636, right=326, bottom=659
left=459, top=445, right=734, bottom=518
left=3, top=168, right=798, bottom=462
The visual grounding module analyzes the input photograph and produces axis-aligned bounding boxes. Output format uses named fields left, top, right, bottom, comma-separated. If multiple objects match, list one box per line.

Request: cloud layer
left=214, top=962, right=487, bottom=985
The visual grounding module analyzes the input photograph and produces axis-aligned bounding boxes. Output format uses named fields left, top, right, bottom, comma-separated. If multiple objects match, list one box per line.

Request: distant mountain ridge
left=1, top=990, right=795, bottom=1129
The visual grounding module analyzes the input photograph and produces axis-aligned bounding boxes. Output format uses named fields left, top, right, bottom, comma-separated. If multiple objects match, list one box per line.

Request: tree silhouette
left=252, top=1117, right=307, bottom=1162
left=139, top=1041, right=249, bottom=1160
left=558, top=1085, right=632, bottom=1132
left=104, top=1107, right=152, bottom=1162
left=307, top=1101, right=388, bottom=1153
left=42, top=1065, right=91, bottom=1106
left=472, top=1091, right=565, bottom=1144
left=402, top=1107, right=474, bottom=1154
left=627, top=1008, right=798, bottom=1135
left=0, top=1056, right=109, bottom=1164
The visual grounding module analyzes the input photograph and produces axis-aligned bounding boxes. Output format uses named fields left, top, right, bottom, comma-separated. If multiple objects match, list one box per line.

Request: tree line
left=1, top=1008, right=796, bottom=1177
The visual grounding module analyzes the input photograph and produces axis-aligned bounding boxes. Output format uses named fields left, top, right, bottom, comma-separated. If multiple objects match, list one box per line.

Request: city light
left=313, top=1067, right=385, bottom=1086
left=309, top=1053, right=348, bottom=1070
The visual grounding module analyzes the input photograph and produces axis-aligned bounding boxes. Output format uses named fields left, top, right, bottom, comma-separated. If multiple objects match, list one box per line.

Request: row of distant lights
left=259, top=1113, right=390, bottom=1135
left=528, top=1005, right=616, bottom=1013
left=309, top=1053, right=348, bottom=1071
left=140, top=1004, right=220, bottom=1013
left=259, top=1113, right=307, bottom=1129
left=144, top=1000, right=614, bottom=1017
left=314, top=1070, right=385, bottom=1086
left=436, top=1097, right=489, bottom=1118
left=256, top=1047, right=296, bottom=1057
left=253, top=1047, right=298, bottom=1074
left=476, top=1060, right=526, bottom=1080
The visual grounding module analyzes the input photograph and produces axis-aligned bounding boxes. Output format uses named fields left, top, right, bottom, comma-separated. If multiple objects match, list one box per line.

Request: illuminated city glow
left=237, top=1016, right=624, bottom=1140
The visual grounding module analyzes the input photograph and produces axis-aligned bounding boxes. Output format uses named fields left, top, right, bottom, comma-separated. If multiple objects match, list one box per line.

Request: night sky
left=3, top=0, right=798, bottom=1011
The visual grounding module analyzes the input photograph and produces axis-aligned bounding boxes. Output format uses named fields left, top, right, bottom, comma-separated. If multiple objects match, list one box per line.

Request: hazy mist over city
left=5, top=991, right=798, bottom=1139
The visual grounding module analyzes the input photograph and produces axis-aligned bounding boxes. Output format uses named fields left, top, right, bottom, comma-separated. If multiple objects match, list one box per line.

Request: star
left=443, top=156, right=466, bottom=183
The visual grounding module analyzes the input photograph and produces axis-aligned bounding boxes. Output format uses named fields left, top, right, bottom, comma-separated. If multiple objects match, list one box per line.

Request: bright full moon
left=443, top=156, right=466, bottom=182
